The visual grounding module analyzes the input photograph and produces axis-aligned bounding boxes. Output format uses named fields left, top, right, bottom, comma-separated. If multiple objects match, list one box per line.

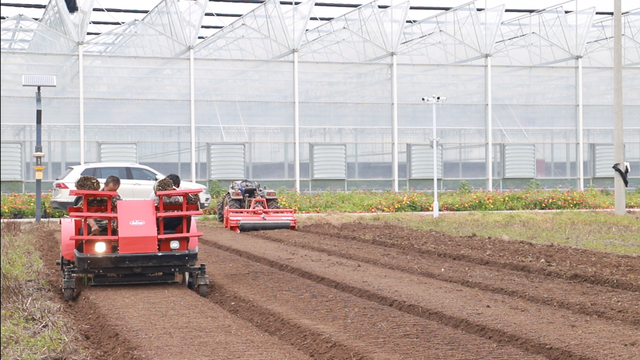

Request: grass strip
left=1, top=221, right=82, bottom=360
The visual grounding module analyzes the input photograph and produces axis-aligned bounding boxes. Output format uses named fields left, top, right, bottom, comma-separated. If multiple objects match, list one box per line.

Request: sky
left=1, top=0, right=636, bottom=40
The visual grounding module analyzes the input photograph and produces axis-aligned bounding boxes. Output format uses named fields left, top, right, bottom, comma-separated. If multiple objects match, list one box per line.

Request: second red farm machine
left=216, top=180, right=297, bottom=232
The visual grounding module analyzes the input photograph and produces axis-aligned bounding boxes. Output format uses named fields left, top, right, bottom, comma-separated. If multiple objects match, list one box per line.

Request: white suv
left=51, top=162, right=211, bottom=210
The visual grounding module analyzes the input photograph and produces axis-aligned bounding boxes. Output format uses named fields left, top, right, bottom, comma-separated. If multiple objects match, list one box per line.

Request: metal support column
left=577, top=57, right=584, bottom=190
left=486, top=56, right=493, bottom=191
left=190, top=47, right=196, bottom=183
left=392, top=54, right=399, bottom=192
left=79, top=43, right=85, bottom=164
left=613, top=0, right=625, bottom=214
left=294, top=50, right=300, bottom=192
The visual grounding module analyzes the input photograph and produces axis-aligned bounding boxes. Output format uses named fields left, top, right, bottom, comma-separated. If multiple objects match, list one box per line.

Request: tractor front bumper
left=74, top=249, right=199, bottom=271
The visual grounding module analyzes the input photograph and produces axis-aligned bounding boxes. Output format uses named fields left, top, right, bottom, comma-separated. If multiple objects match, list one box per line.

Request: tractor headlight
left=169, top=240, right=180, bottom=250
left=95, top=242, right=107, bottom=253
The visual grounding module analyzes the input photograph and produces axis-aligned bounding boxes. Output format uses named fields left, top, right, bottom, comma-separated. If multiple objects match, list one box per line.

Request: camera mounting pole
left=22, top=75, right=56, bottom=222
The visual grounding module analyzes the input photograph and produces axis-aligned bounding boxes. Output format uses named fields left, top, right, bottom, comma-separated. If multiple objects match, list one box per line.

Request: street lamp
left=22, top=75, right=56, bottom=222
left=422, top=95, right=446, bottom=218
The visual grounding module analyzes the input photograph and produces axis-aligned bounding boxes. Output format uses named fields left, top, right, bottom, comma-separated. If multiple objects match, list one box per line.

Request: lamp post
left=22, top=75, right=57, bottom=222
left=422, top=95, right=446, bottom=218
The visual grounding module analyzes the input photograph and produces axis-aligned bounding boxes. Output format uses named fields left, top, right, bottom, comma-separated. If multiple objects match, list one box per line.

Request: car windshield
left=82, top=167, right=127, bottom=179
left=56, top=167, right=75, bottom=180
left=131, top=167, right=161, bottom=181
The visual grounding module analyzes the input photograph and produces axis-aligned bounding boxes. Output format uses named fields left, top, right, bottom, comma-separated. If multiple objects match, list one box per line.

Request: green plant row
left=2, top=185, right=639, bottom=218
left=273, top=187, right=640, bottom=214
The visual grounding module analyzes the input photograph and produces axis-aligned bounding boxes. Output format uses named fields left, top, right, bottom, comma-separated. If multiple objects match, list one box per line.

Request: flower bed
left=1, top=193, right=66, bottom=219
left=277, top=187, right=640, bottom=214
left=3, top=187, right=639, bottom=219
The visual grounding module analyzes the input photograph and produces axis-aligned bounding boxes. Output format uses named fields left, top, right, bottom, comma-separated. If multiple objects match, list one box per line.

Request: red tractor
left=58, top=188, right=209, bottom=301
left=216, top=180, right=297, bottom=233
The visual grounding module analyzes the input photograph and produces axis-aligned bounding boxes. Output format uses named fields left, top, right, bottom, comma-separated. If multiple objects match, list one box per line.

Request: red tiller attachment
left=224, top=198, right=297, bottom=233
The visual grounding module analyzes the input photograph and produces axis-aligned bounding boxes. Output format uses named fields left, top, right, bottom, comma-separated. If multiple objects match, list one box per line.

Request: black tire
left=216, top=196, right=227, bottom=222
left=217, top=195, right=242, bottom=222
left=197, top=284, right=208, bottom=297
left=59, top=256, right=67, bottom=278
left=228, top=198, right=242, bottom=210
left=267, top=199, right=279, bottom=210
left=64, top=288, right=74, bottom=301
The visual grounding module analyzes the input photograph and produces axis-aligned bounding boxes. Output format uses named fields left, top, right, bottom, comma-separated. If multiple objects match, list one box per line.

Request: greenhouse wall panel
left=83, top=56, right=190, bottom=101
left=396, top=65, right=486, bottom=104
left=0, top=53, right=79, bottom=98
left=196, top=101, right=294, bottom=128
left=492, top=66, right=576, bottom=105
left=492, top=105, right=577, bottom=130
left=399, top=104, right=486, bottom=130
left=195, top=59, right=294, bottom=102
left=299, top=62, right=391, bottom=103
left=299, top=103, right=392, bottom=128
left=83, top=99, right=191, bottom=126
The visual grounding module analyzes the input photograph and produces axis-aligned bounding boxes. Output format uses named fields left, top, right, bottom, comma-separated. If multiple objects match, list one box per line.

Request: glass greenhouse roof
left=2, top=0, right=638, bottom=67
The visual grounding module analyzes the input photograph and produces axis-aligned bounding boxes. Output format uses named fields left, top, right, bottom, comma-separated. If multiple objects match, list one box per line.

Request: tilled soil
left=35, top=220, right=639, bottom=360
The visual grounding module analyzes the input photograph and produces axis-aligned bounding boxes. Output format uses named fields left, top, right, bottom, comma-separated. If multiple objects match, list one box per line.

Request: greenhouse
left=1, top=0, right=638, bottom=193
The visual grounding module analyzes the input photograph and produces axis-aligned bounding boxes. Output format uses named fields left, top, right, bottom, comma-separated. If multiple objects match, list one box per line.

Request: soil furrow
left=300, top=223, right=639, bottom=292
left=205, top=280, right=374, bottom=359
left=39, top=224, right=311, bottom=360
left=250, top=229, right=640, bottom=326
left=37, top=224, right=142, bottom=360
left=200, top=229, right=638, bottom=360
left=80, top=284, right=311, bottom=360
left=199, top=244, right=545, bottom=360
left=29, top=221, right=639, bottom=360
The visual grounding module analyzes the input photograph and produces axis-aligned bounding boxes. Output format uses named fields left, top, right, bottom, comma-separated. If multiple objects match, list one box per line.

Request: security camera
left=421, top=97, right=426, bottom=101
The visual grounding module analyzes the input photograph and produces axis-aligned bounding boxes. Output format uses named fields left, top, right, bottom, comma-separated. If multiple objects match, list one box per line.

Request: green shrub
left=2, top=187, right=639, bottom=218
left=457, top=181, right=473, bottom=193
left=208, top=180, right=227, bottom=198
left=525, top=179, right=542, bottom=190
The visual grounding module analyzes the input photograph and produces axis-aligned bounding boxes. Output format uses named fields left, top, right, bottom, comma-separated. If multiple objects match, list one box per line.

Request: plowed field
left=36, top=220, right=639, bottom=360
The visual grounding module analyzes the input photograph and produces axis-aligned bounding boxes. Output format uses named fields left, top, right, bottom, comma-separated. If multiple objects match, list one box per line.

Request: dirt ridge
left=207, top=281, right=372, bottom=360
left=200, top=237, right=593, bottom=360
left=300, top=223, right=640, bottom=292
left=35, top=223, right=141, bottom=360
left=251, top=230, right=640, bottom=327
left=24, top=221, right=639, bottom=359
